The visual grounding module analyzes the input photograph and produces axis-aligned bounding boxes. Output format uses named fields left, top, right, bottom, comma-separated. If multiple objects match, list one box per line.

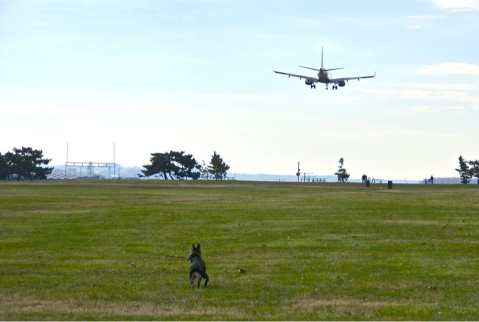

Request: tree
left=334, top=157, right=350, bottom=183
left=142, top=151, right=200, bottom=180
left=170, top=151, right=200, bottom=180
left=208, top=151, right=230, bottom=180
left=2, top=147, right=52, bottom=180
left=142, top=152, right=174, bottom=180
left=0, top=153, right=8, bottom=180
left=456, top=155, right=472, bottom=184
left=468, top=160, right=479, bottom=184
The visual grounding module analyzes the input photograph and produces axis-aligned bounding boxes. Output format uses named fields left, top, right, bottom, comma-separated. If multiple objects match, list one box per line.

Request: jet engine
left=305, top=79, right=314, bottom=85
left=338, top=80, right=346, bottom=87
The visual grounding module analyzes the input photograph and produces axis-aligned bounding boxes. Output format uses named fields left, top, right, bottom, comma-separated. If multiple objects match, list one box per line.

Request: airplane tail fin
left=321, top=47, right=343, bottom=71
left=302, top=48, right=343, bottom=72
left=321, top=47, right=324, bottom=69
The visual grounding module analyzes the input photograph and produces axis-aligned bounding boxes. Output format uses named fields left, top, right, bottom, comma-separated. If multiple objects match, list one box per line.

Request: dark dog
left=188, top=243, right=209, bottom=288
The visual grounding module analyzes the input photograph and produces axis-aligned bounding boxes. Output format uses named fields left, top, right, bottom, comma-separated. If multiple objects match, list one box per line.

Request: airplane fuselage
left=317, top=69, right=329, bottom=83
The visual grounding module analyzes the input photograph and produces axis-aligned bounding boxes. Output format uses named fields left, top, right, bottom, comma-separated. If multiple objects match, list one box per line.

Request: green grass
left=0, top=180, right=478, bottom=320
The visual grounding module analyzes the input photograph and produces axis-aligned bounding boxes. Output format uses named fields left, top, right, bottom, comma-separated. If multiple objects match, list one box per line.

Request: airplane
left=273, top=48, right=375, bottom=90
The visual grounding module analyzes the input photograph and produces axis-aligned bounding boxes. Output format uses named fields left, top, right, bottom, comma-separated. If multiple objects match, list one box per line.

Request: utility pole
left=113, top=142, right=116, bottom=178
left=65, top=142, right=69, bottom=177
left=296, top=162, right=301, bottom=182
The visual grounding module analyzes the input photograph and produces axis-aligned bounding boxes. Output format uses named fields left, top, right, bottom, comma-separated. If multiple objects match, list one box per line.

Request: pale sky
left=1, top=0, right=478, bottom=179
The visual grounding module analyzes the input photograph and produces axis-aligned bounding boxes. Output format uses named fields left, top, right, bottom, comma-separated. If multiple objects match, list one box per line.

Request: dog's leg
left=203, top=272, right=209, bottom=288
left=189, top=271, right=195, bottom=288
left=197, top=276, right=202, bottom=288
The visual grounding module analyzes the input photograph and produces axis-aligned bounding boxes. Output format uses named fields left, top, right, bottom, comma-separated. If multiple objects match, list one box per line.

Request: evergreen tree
left=0, top=153, right=8, bottom=180
left=142, top=152, right=174, bottom=179
left=2, top=147, right=52, bottom=180
left=208, top=151, right=230, bottom=180
left=142, top=151, right=200, bottom=180
left=170, top=151, right=200, bottom=180
left=456, top=155, right=472, bottom=184
left=334, top=157, right=350, bottom=183
left=468, top=160, right=479, bottom=184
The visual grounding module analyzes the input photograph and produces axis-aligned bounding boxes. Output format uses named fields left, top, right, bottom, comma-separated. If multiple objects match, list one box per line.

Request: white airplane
left=274, top=48, right=375, bottom=90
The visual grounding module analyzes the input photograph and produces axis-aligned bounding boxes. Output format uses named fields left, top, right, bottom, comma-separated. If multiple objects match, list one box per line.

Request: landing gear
left=310, top=84, right=316, bottom=89
left=326, top=84, right=339, bottom=90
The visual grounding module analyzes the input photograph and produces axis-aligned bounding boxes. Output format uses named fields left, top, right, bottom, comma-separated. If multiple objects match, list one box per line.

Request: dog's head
left=191, top=243, right=201, bottom=257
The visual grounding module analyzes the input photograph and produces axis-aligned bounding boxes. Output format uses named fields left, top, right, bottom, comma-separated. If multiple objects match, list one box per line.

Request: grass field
left=0, top=180, right=478, bottom=320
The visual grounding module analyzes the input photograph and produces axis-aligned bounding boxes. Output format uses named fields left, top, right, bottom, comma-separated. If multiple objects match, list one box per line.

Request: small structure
left=65, top=161, right=117, bottom=178
left=424, top=175, right=434, bottom=184
left=63, top=143, right=118, bottom=179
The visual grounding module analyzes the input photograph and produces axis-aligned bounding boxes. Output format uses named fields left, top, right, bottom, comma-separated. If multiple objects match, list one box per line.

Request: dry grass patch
left=291, top=296, right=437, bottom=316
left=0, top=295, right=246, bottom=319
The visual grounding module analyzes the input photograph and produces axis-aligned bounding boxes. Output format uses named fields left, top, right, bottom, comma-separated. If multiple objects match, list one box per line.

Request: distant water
left=229, top=173, right=423, bottom=184
left=50, top=166, right=473, bottom=184
left=231, top=175, right=478, bottom=185
left=230, top=173, right=333, bottom=182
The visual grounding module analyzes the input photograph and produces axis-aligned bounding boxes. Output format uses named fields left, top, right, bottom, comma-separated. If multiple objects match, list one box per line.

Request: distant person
left=430, top=175, right=434, bottom=184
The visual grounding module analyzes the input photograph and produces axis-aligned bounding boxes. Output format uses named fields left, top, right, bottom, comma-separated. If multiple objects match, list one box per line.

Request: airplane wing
left=273, top=70, right=319, bottom=82
left=329, top=73, right=376, bottom=83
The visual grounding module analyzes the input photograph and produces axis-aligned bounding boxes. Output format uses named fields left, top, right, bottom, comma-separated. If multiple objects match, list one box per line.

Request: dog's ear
left=192, top=244, right=195, bottom=251
left=197, top=243, right=201, bottom=251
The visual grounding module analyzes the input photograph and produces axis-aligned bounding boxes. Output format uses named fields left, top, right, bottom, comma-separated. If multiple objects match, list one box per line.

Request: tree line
left=456, top=155, right=479, bottom=184
left=335, top=156, right=479, bottom=185
left=0, top=146, right=231, bottom=181
left=0, top=147, right=52, bottom=180
left=141, top=150, right=230, bottom=180
left=1, top=146, right=476, bottom=185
